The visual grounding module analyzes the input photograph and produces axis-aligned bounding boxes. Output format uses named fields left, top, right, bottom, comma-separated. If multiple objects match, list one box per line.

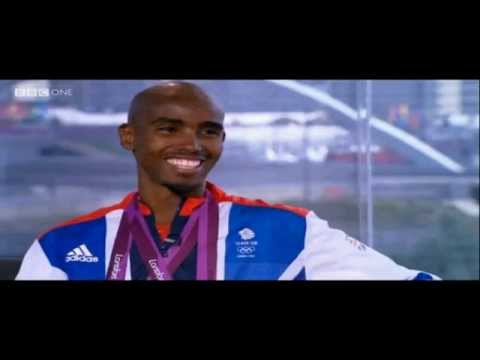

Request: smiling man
left=122, top=82, right=225, bottom=226
left=16, top=81, right=439, bottom=280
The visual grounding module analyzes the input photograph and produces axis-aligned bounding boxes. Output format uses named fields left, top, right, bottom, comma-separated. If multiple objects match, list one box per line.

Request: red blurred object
left=0, top=103, right=29, bottom=121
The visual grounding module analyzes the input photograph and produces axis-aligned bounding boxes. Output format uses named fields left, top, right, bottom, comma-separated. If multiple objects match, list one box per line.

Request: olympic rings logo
left=237, top=246, right=255, bottom=255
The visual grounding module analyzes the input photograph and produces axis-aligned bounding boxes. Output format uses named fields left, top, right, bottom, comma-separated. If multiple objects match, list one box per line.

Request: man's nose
left=179, top=130, right=202, bottom=151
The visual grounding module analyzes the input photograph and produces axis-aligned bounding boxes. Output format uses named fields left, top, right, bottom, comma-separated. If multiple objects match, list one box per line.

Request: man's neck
left=138, top=178, right=205, bottom=225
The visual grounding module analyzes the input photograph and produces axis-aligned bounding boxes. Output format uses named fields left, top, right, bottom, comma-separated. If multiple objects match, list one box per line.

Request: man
left=16, top=81, right=439, bottom=280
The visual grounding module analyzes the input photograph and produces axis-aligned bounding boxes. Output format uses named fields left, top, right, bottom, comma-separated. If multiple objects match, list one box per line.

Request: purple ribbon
left=107, top=190, right=218, bottom=280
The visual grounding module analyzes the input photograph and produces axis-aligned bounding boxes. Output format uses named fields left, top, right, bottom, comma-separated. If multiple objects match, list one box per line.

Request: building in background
left=462, top=80, right=479, bottom=115
left=23, top=80, right=478, bottom=124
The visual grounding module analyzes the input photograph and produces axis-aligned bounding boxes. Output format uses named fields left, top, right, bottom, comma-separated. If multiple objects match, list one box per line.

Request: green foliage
left=392, top=205, right=479, bottom=279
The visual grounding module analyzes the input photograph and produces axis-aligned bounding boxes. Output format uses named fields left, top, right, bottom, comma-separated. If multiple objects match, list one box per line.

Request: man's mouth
left=165, top=158, right=204, bottom=172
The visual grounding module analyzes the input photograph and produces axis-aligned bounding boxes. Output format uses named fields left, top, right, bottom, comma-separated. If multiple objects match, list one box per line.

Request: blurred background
left=0, top=79, right=478, bottom=280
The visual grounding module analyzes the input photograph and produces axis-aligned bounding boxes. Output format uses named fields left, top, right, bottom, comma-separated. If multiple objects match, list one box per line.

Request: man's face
left=120, top=99, right=225, bottom=194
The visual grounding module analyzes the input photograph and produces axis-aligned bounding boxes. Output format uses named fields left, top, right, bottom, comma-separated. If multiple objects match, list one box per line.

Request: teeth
left=167, top=159, right=201, bottom=169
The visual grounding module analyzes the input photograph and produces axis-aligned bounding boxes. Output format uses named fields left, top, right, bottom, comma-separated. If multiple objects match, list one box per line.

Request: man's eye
left=157, top=127, right=176, bottom=133
left=202, top=128, right=222, bottom=137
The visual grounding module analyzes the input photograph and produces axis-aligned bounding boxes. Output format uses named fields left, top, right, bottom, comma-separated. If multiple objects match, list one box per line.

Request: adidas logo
left=65, top=244, right=99, bottom=263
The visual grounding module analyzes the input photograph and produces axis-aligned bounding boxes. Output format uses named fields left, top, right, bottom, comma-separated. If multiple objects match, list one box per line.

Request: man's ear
left=118, top=123, right=135, bottom=151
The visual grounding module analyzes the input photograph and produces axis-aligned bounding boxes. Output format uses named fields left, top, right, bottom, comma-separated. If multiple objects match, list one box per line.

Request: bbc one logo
left=14, top=87, right=73, bottom=98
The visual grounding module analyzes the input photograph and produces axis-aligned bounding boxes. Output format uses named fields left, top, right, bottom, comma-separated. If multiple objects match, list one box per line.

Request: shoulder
left=208, top=182, right=311, bottom=218
left=37, top=192, right=134, bottom=243
left=222, top=193, right=310, bottom=218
